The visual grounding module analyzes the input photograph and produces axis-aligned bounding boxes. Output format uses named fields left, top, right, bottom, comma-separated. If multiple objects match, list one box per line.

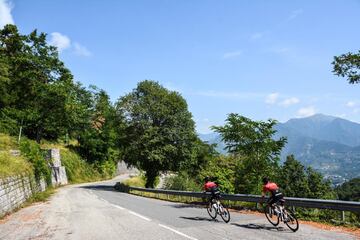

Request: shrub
left=19, top=139, right=51, bottom=185
left=164, top=172, right=201, bottom=191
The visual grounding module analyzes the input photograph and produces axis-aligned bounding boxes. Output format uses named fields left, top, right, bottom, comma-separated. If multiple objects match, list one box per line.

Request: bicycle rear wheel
left=219, top=203, right=230, bottom=223
left=264, top=204, right=279, bottom=226
left=284, top=208, right=299, bottom=232
left=207, top=202, right=217, bottom=219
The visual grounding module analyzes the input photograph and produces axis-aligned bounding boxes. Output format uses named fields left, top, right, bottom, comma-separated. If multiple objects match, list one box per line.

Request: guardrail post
left=341, top=211, right=345, bottom=222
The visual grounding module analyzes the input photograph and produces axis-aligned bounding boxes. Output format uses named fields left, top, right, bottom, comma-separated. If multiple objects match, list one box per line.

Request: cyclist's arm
left=260, top=186, right=267, bottom=202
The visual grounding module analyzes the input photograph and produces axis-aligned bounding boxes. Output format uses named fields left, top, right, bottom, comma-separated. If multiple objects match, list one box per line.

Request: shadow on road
left=169, top=203, right=205, bottom=209
left=80, top=185, right=117, bottom=192
left=179, top=216, right=220, bottom=222
left=231, top=223, right=290, bottom=233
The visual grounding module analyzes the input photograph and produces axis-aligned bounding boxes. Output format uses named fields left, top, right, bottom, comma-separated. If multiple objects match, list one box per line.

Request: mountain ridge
left=198, top=114, right=360, bottom=184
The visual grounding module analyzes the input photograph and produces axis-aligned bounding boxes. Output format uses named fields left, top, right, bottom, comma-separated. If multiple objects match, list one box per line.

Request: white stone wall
left=44, top=148, right=68, bottom=186
left=0, top=175, right=46, bottom=218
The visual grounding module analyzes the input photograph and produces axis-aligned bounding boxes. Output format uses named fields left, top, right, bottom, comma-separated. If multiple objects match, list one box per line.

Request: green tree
left=306, top=167, right=334, bottom=199
left=116, top=80, right=197, bottom=188
left=0, top=24, right=75, bottom=142
left=180, top=138, right=218, bottom=176
left=332, top=50, right=360, bottom=84
left=201, top=155, right=237, bottom=193
left=77, top=88, right=120, bottom=171
left=278, top=155, right=310, bottom=197
left=335, top=177, right=360, bottom=201
left=212, top=113, right=287, bottom=193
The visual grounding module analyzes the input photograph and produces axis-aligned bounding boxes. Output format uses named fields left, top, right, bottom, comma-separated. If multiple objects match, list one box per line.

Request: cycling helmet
left=262, top=176, right=269, bottom=184
left=204, top=176, right=210, bottom=182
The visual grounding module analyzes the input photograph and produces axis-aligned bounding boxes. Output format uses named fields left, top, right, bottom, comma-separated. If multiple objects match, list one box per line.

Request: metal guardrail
left=116, top=184, right=360, bottom=214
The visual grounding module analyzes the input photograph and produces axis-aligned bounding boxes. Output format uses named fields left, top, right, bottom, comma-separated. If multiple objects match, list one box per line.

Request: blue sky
left=1, top=0, right=359, bottom=133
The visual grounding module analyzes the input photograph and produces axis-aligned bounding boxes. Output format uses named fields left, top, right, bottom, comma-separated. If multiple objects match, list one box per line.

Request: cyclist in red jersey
left=203, top=176, right=219, bottom=203
left=261, top=176, right=284, bottom=206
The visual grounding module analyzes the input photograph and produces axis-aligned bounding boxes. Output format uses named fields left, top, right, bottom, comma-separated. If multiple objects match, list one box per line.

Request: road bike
left=206, top=192, right=230, bottom=223
left=264, top=201, right=299, bottom=232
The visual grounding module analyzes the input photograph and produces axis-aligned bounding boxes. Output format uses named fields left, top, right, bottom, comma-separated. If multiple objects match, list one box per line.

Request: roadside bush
left=19, top=139, right=51, bottom=185
left=164, top=172, right=201, bottom=191
left=97, top=160, right=117, bottom=179
left=123, top=175, right=146, bottom=187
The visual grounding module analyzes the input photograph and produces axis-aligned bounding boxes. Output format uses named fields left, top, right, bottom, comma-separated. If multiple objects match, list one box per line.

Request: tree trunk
left=145, top=170, right=158, bottom=188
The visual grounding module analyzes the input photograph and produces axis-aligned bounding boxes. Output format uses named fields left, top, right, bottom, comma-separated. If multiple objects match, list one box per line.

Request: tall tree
left=77, top=87, right=120, bottom=166
left=212, top=113, right=287, bottom=193
left=0, top=24, right=75, bottom=142
left=306, top=167, right=333, bottom=199
left=278, top=155, right=310, bottom=197
left=116, top=80, right=197, bottom=188
left=332, top=50, right=360, bottom=84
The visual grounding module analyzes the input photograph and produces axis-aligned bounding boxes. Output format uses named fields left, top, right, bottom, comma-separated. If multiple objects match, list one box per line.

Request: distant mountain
left=198, top=132, right=227, bottom=154
left=198, top=114, right=360, bottom=184
left=278, top=114, right=360, bottom=147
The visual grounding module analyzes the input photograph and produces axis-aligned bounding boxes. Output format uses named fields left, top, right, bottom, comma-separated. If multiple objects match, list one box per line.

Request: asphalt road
left=0, top=176, right=357, bottom=240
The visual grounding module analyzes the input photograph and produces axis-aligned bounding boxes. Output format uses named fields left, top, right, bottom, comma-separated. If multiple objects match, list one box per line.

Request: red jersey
left=262, top=182, right=278, bottom=193
left=203, top=181, right=217, bottom=191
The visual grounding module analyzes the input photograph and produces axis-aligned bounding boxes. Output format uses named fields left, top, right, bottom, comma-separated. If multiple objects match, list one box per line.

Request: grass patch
left=26, top=187, right=56, bottom=204
left=123, top=176, right=146, bottom=187
left=60, top=147, right=102, bottom=183
left=0, top=151, right=32, bottom=177
left=0, top=133, right=18, bottom=151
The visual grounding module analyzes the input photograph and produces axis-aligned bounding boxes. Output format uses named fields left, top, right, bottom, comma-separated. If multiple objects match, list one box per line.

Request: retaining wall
left=0, top=175, right=46, bottom=217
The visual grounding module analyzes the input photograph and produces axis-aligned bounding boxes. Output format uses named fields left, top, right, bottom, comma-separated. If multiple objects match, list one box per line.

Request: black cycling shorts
left=268, top=190, right=284, bottom=205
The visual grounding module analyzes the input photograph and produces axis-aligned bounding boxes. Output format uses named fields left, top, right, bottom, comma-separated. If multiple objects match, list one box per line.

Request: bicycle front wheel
left=207, top=203, right=217, bottom=219
left=219, top=203, right=230, bottom=223
left=264, top=205, right=279, bottom=226
left=284, top=208, right=299, bottom=232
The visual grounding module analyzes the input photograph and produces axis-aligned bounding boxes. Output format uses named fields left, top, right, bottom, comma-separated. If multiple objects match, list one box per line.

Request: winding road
left=0, top=175, right=357, bottom=240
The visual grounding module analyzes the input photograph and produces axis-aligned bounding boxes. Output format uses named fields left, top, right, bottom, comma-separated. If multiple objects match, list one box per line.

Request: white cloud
left=297, top=106, right=316, bottom=117
left=346, top=101, right=356, bottom=107
left=288, top=9, right=303, bottom=20
left=49, top=32, right=71, bottom=52
left=279, top=97, right=300, bottom=107
left=48, top=33, right=91, bottom=57
left=223, top=51, right=242, bottom=59
left=265, top=93, right=279, bottom=104
left=73, top=42, right=92, bottom=57
left=0, top=0, right=14, bottom=28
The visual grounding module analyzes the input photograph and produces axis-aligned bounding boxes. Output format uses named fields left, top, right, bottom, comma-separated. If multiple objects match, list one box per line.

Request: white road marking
left=111, top=204, right=125, bottom=210
left=158, top=224, right=198, bottom=240
left=128, top=210, right=151, bottom=221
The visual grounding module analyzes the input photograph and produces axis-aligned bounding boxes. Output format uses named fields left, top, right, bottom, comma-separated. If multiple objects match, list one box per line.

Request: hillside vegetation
left=0, top=134, right=108, bottom=183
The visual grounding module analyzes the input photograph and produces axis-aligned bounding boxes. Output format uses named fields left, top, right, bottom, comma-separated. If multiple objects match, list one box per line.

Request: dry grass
left=0, top=151, right=32, bottom=177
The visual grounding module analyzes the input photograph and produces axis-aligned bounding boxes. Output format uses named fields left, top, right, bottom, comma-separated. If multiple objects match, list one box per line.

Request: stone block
left=9, top=150, right=21, bottom=157
left=44, top=149, right=61, bottom=167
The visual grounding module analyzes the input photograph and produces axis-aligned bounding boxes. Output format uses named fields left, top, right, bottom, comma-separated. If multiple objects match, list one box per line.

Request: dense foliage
left=332, top=50, right=360, bottom=84
left=0, top=25, right=118, bottom=179
left=277, top=155, right=334, bottom=199
left=336, top=178, right=360, bottom=201
left=212, top=114, right=287, bottom=194
left=116, top=80, right=198, bottom=188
